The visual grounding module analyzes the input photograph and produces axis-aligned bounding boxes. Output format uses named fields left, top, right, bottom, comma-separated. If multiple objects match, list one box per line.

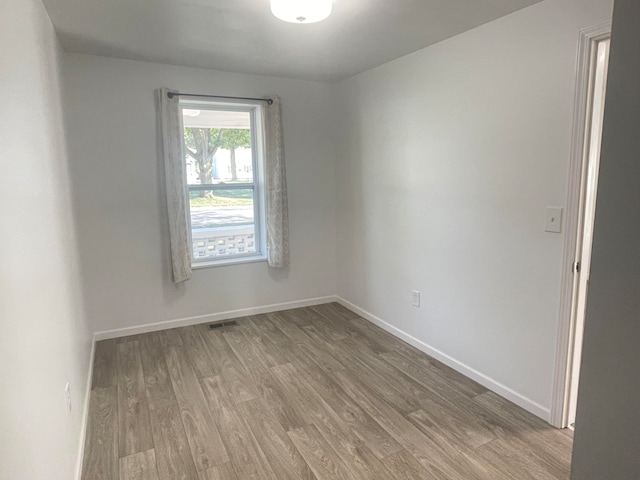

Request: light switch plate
left=545, top=207, right=563, bottom=233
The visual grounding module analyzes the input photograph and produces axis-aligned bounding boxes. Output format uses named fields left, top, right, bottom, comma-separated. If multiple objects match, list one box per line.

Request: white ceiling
left=41, top=0, right=543, bottom=82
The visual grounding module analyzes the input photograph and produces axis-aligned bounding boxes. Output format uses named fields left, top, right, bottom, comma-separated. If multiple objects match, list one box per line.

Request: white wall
left=571, top=0, right=640, bottom=476
left=335, top=0, right=613, bottom=418
left=63, top=54, right=338, bottom=334
left=0, top=0, right=92, bottom=479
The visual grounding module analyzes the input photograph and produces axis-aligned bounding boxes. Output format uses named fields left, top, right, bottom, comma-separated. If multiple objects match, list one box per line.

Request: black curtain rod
left=167, top=91, right=273, bottom=105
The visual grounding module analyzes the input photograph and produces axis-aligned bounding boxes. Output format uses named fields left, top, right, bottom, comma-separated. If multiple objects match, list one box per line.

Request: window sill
left=191, top=254, right=267, bottom=270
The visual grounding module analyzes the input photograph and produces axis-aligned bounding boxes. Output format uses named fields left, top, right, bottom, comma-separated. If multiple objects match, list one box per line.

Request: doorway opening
left=551, top=25, right=611, bottom=429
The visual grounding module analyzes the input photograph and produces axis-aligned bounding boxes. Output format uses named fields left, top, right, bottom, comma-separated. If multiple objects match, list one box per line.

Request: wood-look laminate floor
left=82, top=302, right=573, bottom=480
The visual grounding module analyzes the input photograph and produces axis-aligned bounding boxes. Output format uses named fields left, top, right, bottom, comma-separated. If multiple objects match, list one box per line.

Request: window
left=180, top=99, right=266, bottom=267
left=158, top=88, right=288, bottom=281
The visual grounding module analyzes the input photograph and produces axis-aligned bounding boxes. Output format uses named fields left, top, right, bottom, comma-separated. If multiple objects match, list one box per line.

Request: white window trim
left=179, top=98, right=267, bottom=268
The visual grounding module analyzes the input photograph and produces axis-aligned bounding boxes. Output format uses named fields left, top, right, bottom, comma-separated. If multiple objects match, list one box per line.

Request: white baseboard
left=335, top=296, right=551, bottom=422
left=94, top=295, right=338, bottom=341
left=75, top=337, right=96, bottom=480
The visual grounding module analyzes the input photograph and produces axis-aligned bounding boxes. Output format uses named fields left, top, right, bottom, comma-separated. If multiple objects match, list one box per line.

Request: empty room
left=2, top=0, right=639, bottom=479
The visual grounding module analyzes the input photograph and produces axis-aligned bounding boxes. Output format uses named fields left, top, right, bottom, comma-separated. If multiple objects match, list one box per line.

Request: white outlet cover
left=412, top=290, right=420, bottom=307
left=545, top=207, right=563, bottom=233
left=65, top=382, right=72, bottom=414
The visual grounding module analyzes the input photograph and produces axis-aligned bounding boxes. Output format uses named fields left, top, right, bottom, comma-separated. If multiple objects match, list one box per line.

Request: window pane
left=189, top=188, right=256, bottom=260
left=182, top=109, right=254, bottom=185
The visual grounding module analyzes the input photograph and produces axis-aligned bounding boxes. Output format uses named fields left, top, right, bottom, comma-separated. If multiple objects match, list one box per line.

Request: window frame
left=179, top=98, right=267, bottom=268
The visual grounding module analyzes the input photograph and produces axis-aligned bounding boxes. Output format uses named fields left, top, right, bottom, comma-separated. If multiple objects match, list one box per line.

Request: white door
left=567, top=37, right=610, bottom=429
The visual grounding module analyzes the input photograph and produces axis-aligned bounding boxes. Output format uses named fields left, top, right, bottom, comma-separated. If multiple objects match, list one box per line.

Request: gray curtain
left=156, top=87, right=192, bottom=283
left=263, top=96, right=290, bottom=268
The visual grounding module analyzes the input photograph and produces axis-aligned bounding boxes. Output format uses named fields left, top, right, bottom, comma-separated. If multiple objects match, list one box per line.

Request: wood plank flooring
left=82, top=303, right=573, bottom=480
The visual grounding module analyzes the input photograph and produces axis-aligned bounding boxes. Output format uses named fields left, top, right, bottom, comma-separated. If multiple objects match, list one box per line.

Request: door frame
left=550, top=22, right=611, bottom=429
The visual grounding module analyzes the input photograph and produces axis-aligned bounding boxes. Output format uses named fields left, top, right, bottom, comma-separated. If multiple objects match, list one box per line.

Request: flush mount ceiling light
left=270, top=0, right=332, bottom=24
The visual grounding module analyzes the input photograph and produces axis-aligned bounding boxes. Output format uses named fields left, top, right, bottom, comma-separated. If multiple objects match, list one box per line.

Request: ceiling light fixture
left=270, top=0, right=332, bottom=24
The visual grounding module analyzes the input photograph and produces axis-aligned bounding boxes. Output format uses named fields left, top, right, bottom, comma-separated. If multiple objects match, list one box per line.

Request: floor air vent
left=208, top=320, right=238, bottom=330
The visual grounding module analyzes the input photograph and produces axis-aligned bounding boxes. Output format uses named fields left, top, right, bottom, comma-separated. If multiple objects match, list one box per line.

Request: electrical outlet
left=65, top=382, right=72, bottom=415
left=412, top=290, right=420, bottom=307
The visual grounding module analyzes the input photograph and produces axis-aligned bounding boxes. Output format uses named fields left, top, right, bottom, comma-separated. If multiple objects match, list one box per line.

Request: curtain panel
left=156, top=87, right=192, bottom=283
left=264, top=95, right=290, bottom=268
